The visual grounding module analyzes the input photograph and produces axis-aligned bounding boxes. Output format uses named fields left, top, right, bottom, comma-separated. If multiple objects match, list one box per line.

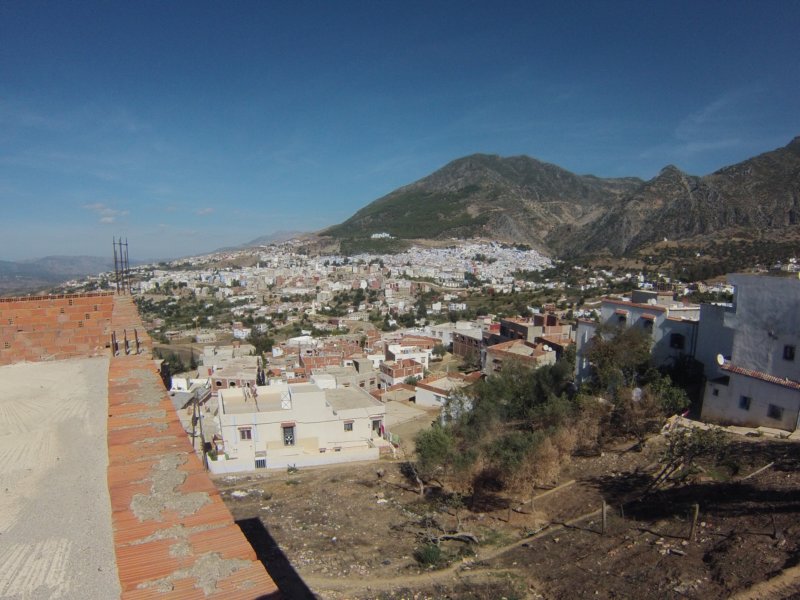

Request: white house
left=414, top=372, right=481, bottom=408
left=700, top=274, right=800, bottom=432
left=575, top=290, right=699, bottom=385
left=210, top=382, right=389, bottom=473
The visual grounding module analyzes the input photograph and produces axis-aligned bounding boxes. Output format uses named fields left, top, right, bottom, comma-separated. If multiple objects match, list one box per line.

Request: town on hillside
left=5, top=236, right=800, bottom=598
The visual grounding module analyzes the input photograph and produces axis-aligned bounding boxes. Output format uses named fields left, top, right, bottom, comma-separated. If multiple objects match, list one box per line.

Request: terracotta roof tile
left=722, top=363, right=800, bottom=391
left=107, top=295, right=280, bottom=599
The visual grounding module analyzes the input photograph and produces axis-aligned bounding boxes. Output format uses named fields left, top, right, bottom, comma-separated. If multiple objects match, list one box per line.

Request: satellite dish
left=716, top=354, right=726, bottom=366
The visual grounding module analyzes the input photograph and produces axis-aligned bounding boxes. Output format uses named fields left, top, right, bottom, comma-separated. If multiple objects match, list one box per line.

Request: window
left=255, top=458, right=266, bottom=469
left=767, top=404, right=784, bottom=420
left=739, top=396, right=751, bottom=410
left=712, top=388, right=719, bottom=397
left=783, top=345, right=796, bottom=361
left=669, top=333, right=685, bottom=350
left=239, top=427, right=252, bottom=440
left=282, top=425, right=295, bottom=446
left=344, top=422, right=353, bottom=432
left=215, top=380, right=222, bottom=387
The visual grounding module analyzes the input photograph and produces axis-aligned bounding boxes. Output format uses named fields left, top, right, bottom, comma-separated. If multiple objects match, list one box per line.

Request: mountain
left=323, top=137, right=800, bottom=257
left=212, top=231, right=307, bottom=254
left=573, top=137, right=800, bottom=255
left=242, top=230, right=306, bottom=246
left=324, top=154, right=642, bottom=251
left=0, top=255, right=116, bottom=296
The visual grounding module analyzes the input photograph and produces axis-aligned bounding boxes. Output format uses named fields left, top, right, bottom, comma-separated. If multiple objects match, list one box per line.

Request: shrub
left=413, top=543, right=443, bottom=568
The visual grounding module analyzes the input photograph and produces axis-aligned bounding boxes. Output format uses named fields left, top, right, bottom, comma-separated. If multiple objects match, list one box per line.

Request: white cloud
left=83, top=202, right=129, bottom=224
left=195, top=207, right=214, bottom=216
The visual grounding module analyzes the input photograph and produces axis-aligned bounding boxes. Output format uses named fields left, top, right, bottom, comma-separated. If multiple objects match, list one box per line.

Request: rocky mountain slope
left=323, top=137, right=800, bottom=257
left=574, top=136, right=800, bottom=255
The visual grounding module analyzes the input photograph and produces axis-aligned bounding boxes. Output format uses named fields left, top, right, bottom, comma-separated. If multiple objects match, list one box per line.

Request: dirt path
left=302, top=480, right=584, bottom=595
left=731, top=563, right=800, bottom=600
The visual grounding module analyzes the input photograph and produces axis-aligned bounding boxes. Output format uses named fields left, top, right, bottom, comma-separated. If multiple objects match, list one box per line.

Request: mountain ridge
left=323, top=138, right=800, bottom=257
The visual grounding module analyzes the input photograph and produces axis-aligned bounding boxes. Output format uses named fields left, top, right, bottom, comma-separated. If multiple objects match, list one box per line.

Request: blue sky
left=2, top=1, right=799, bottom=261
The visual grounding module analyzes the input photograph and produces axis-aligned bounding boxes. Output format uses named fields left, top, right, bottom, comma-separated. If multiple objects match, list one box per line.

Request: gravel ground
left=0, top=357, right=120, bottom=599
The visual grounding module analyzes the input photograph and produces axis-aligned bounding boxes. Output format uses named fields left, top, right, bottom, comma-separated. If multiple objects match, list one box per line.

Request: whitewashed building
left=575, top=290, right=699, bottom=385
left=210, top=382, right=389, bottom=473
left=700, top=274, right=800, bottom=432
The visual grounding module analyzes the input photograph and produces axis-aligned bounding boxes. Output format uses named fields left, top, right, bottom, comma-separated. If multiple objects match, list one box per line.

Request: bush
left=413, top=543, right=443, bottom=567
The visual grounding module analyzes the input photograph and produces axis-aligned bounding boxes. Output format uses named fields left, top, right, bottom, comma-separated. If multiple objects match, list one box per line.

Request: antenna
left=112, top=237, right=132, bottom=294
left=112, top=237, right=120, bottom=293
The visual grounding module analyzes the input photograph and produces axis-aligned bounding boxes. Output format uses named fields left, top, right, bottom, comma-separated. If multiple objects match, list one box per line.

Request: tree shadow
left=587, top=472, right=653, bottom=505
left=236, top=517, right=316, bottom=600
left=721, top=440, right=800, bottom=474
left=622, top=482, right=800, bottom=521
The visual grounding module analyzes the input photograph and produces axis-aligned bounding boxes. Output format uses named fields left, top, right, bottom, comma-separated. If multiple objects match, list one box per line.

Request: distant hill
left=322, top=137, right=800, bottom=257
left=242, top=230, right=306, bottom=246
left=0, top=255, right=116, bottom=296
left=213, top=231, right=307, bottom=254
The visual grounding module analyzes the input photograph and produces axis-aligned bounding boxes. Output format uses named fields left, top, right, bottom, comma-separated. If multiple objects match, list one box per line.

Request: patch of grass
left=703, top=465, right=734, bottom=482
left=285, top=478, right=301, bottom=486
left=339, top=237, right=410, bottom=255
left=413, top=543, right=444, bottom=568
left=481, top=528, right=513, bottom=547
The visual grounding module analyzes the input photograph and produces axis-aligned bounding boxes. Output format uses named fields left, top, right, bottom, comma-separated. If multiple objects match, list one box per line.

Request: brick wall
left=0, top=293, right=118, bottom=365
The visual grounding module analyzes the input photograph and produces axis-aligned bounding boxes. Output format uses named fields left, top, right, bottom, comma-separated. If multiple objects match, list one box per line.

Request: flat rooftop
left=326, top=387, right=384, bottom=412
left=0, top=357, right=120, bottom=599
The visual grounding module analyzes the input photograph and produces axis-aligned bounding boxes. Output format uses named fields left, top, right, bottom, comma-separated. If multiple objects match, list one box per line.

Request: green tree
left=248, top=330, right=274, bottom=355
left=585, top=325, right=652, bottom=397
left=645, top=372, right=690, bottom=416
left=416, top=355, right=580, bottom=495
left=650, top=427, right=727, bottom=490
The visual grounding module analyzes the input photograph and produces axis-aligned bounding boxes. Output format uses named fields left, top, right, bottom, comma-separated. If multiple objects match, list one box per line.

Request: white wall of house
left=651, top=317, right=696, bottom=368
left=726, top=274, right=800, bottom=381
left=695, top=303, right=736, bottom=380
left=701, top=374, right=800, bottom=431
left=208, top=446, right=380, bottom=474
left=575, top=299, right=698, bottom=385
left=379, top=369, right=422, bottom=388
left=387, top=344, right=430, bottom=368
left=216, top=383, right=385, bottom=472
left=416, top=386, right=447, bottom=407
